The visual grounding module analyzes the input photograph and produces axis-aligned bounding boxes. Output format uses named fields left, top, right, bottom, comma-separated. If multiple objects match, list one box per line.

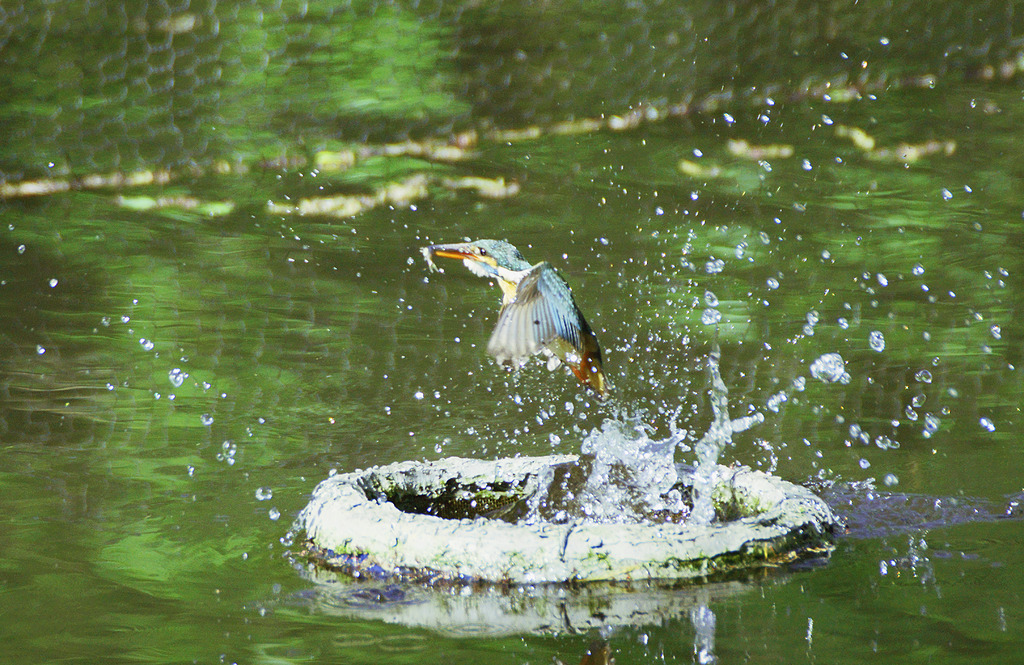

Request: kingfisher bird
left=422, top=239, right=609, bottom=399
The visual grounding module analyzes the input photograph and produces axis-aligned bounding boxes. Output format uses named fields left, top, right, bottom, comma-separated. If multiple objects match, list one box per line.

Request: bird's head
left=421, top=239, right=531, bottom=279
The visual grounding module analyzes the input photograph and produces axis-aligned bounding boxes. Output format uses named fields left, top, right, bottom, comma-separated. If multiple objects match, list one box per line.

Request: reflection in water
left=690, top=596, right=718, bottom=665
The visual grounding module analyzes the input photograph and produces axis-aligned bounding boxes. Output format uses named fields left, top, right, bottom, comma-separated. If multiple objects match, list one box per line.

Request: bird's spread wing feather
left=487, top=263, right=583, bottom=365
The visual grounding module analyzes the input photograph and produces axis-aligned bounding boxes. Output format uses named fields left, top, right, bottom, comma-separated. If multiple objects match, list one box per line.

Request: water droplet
left=703, top=290, right=719, bottom=307
left=859, top=458, right=871, bottom=469
left=802, top=158, right=813, bottom=171
left=869, top=330, right=885, bottom=352
left=991, top=325, right=1002, bottom=340
left=139, top=338, right=155, bottom=351
left=766, top=277, right=780, bottom=290
left=876, top=273, right=888, bottom=287
left=912, top=263, right=925, bottom=276
left=201, top=413, right=214, bottom=426
left=17, top=244, right=26, bottom=254
left=704, top=258, right=725, bottom=274
left=48, top=278, right=58, bottom=288
left=766, top=392, right=788, bottom=413
left=810, top=353, right=846, bottom=382
left=169, top=368, right=186, bottom=387
left=701, top=308, right=722, bottom=325
left=883, top=473, right=899, bottom=487
left=837, top=317, right=849, bottom=329
left=36, top=345, right=45, bottom=355
left=268, top=507, right=281, bottom=521
left=255, top=487, right=273, bottom=501
left=413, top=390, right=424, bottom=400
left=186, top=465, right=195, bottom=477
left=874, top=435, right=899, bottom=450
left=914, top=370, right=932, bottom=383
left=980, top=417, right=995, bottom=432
left=821, top=250, right=831, bottom=261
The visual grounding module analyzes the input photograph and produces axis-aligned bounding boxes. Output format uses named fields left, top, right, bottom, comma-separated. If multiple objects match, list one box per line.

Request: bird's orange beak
left=422, top=243, right=499, bottom=276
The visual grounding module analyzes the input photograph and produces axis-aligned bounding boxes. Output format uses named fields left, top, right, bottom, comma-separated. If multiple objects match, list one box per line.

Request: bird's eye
left=479, top=248, right=488, bottom=256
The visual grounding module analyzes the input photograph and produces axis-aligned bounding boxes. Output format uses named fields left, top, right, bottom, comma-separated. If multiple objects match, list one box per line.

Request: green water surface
left=2, top=1, right=1024, bottom=663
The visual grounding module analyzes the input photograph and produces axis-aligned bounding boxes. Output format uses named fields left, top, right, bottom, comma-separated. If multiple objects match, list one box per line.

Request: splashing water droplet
left=268, top=507, right=281, bottom=521
left=991, top=325, right=1002, bottom=340
left=859, top=458, right=871, bottom=469
left=912, top=263, right=925, bottom=276
left=980, top=417, right=995, bottom=432
left=169, top=368, right=186, bottom=387
left=36, top=345, right=45, bottom=355
left=255, top=487, right=273, bottom=501
left=766, top=277, right=780, bottom=290
left=883, top=473, right=899, bottom=487
left=766, top=392, right=788, bottom=413
left=915, top=370, right=932, bottom=383
left=704, top=258, right=725, bottom=274
left=704, top=290, right=719, bottom=307
left=216, top=440, right=236, bottom=465
left=810, top=353, right=846, bottom=383
left=701, top=308, right=722, bottom=325
left=869, top=331, right=885, bottom=352
left=874, top=435, right=899, bottom=450
left=201, top=413, right=214, bottom=426
left=140, top=338, right=155, bottom=351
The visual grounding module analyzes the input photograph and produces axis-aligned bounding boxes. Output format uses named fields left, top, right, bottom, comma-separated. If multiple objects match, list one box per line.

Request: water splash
left=691, top=598, right=719, bottom=664
left=690, top=342, right=732, bottom=525
left=574, top=417, right=689, bottom=523
left=522, top=339, right=756, bottom=527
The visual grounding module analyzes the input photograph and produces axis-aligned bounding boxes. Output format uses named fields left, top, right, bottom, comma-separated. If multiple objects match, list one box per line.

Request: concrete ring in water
left=297, top=455, right=840, bottom=584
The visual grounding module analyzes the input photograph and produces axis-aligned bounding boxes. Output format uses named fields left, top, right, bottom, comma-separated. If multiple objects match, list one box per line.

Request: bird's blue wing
left=486, top=262, right=583, bottom=365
